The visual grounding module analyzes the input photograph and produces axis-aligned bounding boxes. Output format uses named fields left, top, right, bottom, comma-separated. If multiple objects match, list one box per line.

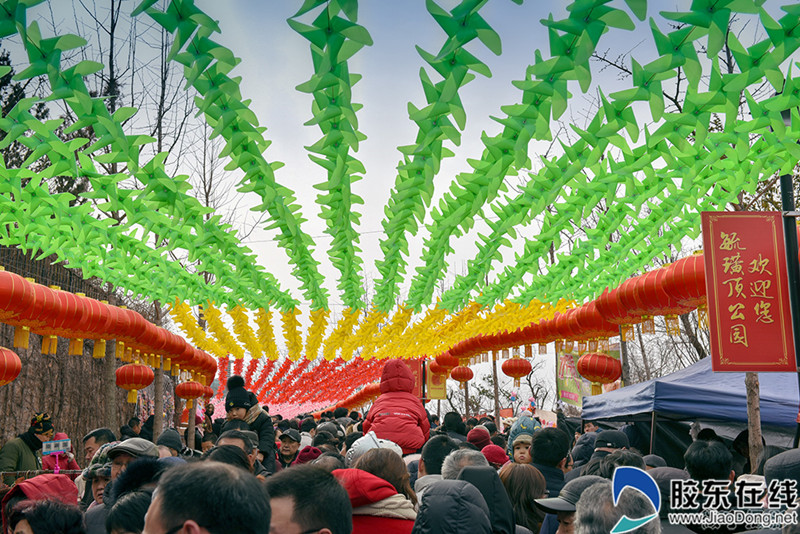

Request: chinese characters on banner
left=701, top=212, right=796, bottom=372
left=426, top=360, right=447, bottom=400
left=406, top=358, right=424, bottom=398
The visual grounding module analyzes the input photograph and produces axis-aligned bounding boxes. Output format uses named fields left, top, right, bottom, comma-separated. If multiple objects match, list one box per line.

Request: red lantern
left=0, top=271, right=34, bottom=348
left=428, top=361, right=445, bottom=375
left=450, top=365, right=473, bottom=389
left=553, top=309, right=581, bottom=343
left=203, top=385, right=215, bottom=400
left=116, top=363, right=155, bottom=403
left=633, top=268, right=693, bottom=336
left=0, top=270, right=33, bottom=322
left=662, top=252, right=707, bottom=329
left=26, top=285, right=62, bottom=353
left=0, top=347, right=22, bottom=387
left=501, top=357, right=532, bottom=388
left=176, top=380, right=206, bottom=408
left=576, top=352, right=621, bottom=395
left=436, top=352, right=458, bottom=373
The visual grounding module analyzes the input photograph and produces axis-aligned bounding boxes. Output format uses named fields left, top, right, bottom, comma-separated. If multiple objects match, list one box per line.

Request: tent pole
left=649, top=412, right=656, bottom=455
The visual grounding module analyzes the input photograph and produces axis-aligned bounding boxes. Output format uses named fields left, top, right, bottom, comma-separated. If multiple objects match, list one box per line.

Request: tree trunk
left=636, top=324, right=652, bottom=380
left=152, top=302, right=164, bottom=442
left=619, top=330, right=631, bottom=386
left=680, top=312, right=707, bottom=361
left=745, top=372, right=763, bottom=473
left=173, top=386, right=182, bottom=430
left=187, top=399, right=196, bottom=450
left=153, top=363, right=164, bottom=443
left=464, top=382, right=469, bottom=418
left=104, top=339, right=117, bottom=430
left=492, top=353, right=500, bottom=425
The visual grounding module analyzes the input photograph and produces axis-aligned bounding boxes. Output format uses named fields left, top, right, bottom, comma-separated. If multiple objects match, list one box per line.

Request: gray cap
left=765, top=448, right=800, bottom=487
left=317, top=422, right=345, bottom=439
left=108, top=437, right=159, bottom=460
left=534, top=475, right=607, bottom=513
left=643, top=454, right=667, bottom=468
left=279, top=429, right=301, bottom=443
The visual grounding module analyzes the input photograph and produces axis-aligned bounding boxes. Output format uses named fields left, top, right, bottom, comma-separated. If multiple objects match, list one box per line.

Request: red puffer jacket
left=333, top=469, right=416, bottom=534
left=363, top=360, right=430, bottom=454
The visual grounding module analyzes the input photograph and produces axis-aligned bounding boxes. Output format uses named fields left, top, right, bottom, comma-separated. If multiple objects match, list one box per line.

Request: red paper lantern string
left=215, top=357, right=229, bottom=397
left=244, top=358, right=259, bottom=385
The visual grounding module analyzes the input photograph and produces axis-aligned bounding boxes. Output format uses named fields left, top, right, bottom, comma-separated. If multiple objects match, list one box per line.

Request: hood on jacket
left=1, top=474, right=78, bottom=531
left=333, top=468, right=397, bottom=508
left=380, top=360, right=415, bottom=394
left=456, top=466, right=516, bottom=534
left=412, top=479, right=491, bottom=534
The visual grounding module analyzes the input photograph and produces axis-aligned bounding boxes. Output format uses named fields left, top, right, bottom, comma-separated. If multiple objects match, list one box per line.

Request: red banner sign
left=406, top=358, right=423, bottom=398
left=702, top=211, right=796, bottom=372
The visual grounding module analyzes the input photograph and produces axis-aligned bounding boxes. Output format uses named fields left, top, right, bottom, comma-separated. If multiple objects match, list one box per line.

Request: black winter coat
left=245, top=404, right=276, bottom=473
left=412, top=480, right=492, bottom=534
left=456, top=466, right=516, bottom=534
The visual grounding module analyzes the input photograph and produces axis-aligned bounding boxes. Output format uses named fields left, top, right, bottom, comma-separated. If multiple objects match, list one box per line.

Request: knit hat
left=467, top=428, right=492, bottom=450
left=293, top=446, right=323, bottom=466
left=512, top=433, right=533, bottom=447
left=481, top=444, right=509, bottom=467
left=82, top=441, right=120, bottom=479
left=157, top=429, right=183, bottom=452
left=29, top=412, right=53, bottom=434
left=85, top=462, right=112, bottom=480
left=225, top=375, right=254, bottom=412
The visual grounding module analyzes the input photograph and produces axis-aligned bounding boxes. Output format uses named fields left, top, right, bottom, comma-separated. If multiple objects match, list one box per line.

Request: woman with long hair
left=498, top=462, right=548, bottom=533
left=353, top=448, right=417, bottom=506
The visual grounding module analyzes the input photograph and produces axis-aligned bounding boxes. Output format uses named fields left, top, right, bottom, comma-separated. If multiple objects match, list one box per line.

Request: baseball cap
left=595, top=430, right=629, bottom=450
left=534, top=475, right=607, bottom=512
left=107, top=437, right=159, bottom=460
left=279, top=429, right=301, bottom=443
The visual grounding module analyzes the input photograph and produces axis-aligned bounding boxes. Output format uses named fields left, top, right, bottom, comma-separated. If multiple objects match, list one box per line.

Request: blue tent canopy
left=581, top=358, right=799, bottom=428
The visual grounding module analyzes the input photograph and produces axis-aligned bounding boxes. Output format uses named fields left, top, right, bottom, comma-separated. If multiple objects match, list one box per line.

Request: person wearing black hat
left=225, top=375, right=276, bottom=473
left=277, top=429, right=302, bottom=469
left=0, top=412, right=54, bottom=485
left=643, top=454, right=667, bottom=470
left=564, top=429, right=629, bottom=483
left=156, top=429, right=183, bottom=457
left=534, top=475, right=606, bottom=534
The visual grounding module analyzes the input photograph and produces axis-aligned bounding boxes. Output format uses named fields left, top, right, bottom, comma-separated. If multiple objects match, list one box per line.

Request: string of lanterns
left=426, top=253, right=706, bottom=394
left=0, top=268, right=217, bottom=405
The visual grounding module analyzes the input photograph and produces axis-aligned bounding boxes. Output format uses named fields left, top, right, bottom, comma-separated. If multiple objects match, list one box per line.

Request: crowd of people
left=0, top=359, right=799, bottom=534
